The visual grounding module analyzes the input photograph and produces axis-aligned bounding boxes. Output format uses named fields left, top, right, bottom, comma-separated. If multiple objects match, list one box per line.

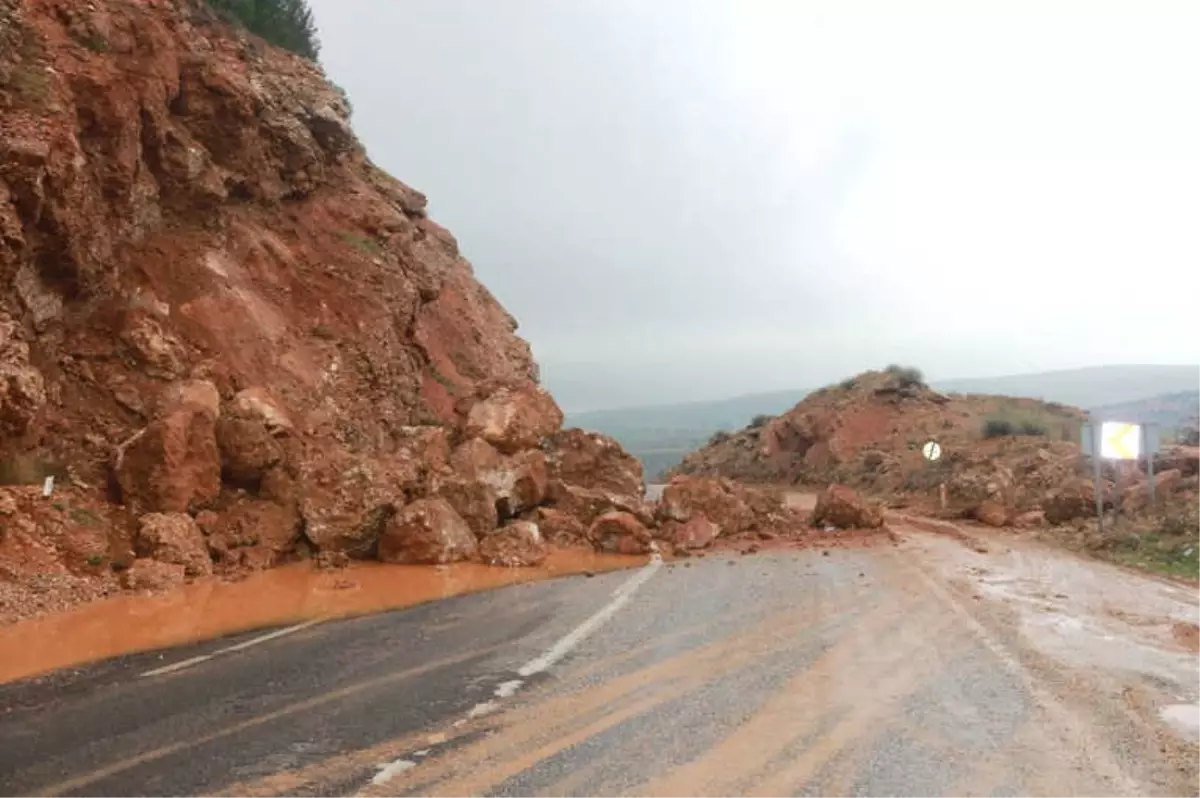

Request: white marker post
left=922, top=441, right=945, bottom=510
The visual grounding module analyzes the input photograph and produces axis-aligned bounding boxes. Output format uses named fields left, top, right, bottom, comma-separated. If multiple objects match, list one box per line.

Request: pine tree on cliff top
left=206, top=0, right=321, bottom=61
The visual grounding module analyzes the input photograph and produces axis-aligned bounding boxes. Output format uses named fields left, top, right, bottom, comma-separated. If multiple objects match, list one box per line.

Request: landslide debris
left=670, top=368, right=1200, bottom=548
left=0, top=0, right=810, bottom=623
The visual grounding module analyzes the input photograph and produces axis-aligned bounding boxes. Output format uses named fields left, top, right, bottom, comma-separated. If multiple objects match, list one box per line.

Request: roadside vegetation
left=1094, top=506, right=1199, bottom=579
left=883, top=364, right=925, bottom=389
left=204, top=0, right=320, bottom=60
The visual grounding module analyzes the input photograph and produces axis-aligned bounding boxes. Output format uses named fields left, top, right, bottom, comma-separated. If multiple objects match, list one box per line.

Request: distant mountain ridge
left=932, top=365, right=1199, bottom=408
left=566, top=364, right=1199, bottom=480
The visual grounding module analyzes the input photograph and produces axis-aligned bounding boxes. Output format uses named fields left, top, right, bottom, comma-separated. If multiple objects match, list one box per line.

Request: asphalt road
left=1, top=523, right=1197, bottom=797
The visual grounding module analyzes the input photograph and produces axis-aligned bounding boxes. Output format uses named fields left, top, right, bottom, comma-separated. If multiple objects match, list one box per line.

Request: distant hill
left=566, top=364, right=1199, bottom=481
left=933, top=365, right=1199, bottom=409
left=1089, top=390, right=1199, bottom=432
left=565, top=389, right=810, bottom=481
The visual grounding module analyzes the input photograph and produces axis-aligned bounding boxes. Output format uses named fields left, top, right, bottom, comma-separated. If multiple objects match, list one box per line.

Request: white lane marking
left=517, top=552, right=662, bottom=678
left=140, top=620, right=322, bottom=677
left=218, top=619, right=322, bottom=653
left=494, top=679, right=523, bottom=698
left=371, top=759, right=416, bottom=784
left=140, top=655, right=213, bottom=677
left=370, top=552, right=663, bottom=787
left=465, top=700, right=499, bottom=719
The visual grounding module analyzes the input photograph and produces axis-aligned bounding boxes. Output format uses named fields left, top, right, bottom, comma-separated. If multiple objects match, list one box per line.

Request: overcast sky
left=309, top=0, right=1200, bottom=412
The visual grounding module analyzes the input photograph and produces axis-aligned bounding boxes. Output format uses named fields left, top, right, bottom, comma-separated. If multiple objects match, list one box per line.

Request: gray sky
left=309, top=0, right=1200, bottom=412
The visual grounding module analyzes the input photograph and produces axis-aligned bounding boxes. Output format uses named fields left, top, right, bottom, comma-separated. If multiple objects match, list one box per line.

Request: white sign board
left=922, top=441, right=942, bottom=461
left=1100, top=421, right=1140, bottom=460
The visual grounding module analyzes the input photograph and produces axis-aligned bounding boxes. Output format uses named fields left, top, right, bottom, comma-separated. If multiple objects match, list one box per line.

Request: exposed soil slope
left=671, top=370, right=1199, bottom=541
left=0, top=0, right=812, bottom=623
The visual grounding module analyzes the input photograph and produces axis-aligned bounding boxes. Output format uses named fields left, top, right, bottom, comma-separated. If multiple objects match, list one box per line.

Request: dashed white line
left=494, top=679, right=523, bottom=698
left=140, top=655, right=213, bottom=677
left=140, top=620, right=322, bottom=677
left=370, top=552, right=663, bottom=787
left=371, top=759, right=416, bottom=784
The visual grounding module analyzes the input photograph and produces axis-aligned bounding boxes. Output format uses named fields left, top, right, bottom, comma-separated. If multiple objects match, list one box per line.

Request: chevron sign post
left=1100, top=422, right=1140, bottom=460
left=1081, top=420, right=1163, bottom=533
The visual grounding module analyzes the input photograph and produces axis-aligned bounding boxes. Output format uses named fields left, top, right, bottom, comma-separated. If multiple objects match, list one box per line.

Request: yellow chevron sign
left=1100, top=422, right=1140, bottom=460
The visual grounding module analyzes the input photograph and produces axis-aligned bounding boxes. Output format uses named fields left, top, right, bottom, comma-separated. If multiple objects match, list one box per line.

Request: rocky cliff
left=0, top=0, right=806, bottom=623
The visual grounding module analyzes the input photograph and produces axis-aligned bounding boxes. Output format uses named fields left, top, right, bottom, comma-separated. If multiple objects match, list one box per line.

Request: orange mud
left=0, top=548, right=646, bottom=684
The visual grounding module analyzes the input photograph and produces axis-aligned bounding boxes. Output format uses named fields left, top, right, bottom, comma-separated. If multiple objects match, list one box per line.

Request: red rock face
left=0, top=313, right=46, bottom=434
left=0, top=0, right=816, bottom=617
left=377, top=498, right=478, bottom=565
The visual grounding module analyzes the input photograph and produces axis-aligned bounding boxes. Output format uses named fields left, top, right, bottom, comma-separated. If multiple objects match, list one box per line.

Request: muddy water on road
left=0, top=549, right=646, bottom=684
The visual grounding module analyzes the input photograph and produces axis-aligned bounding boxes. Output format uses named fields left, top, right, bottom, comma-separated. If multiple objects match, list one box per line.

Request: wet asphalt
left=1, top=539, right=1196, bottom=797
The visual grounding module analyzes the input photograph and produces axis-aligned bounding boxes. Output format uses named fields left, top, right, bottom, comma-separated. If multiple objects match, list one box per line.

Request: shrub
left=1018, top=420, right=1047, bottom=436
left=884, top=364, right=924, bottom=388
left=708, top=430, right=731, bottom=447
left=748, top=414, right=771, bottom=429
left=839, top=377, right=858, bottom=391
left=983, top=416, right=1047, bottom=439
left=205, top=0, right=320, bottom=61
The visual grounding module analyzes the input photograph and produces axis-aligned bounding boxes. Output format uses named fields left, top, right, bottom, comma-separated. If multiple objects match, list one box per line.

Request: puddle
left=0, top=549, right=645, bottom=684
left=1161, top=704, right=1200, bottom=741
left=912, top=529, right=1200, bottom=700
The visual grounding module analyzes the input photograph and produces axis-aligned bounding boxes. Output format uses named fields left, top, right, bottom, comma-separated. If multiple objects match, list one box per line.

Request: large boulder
left=298, top=453, right=415, bottom=558
left=1044, top=478, right=1110, bottom=525
left=134, top=512, right=213, bottom=577
left=811, top=484, right=883, bottom=529
left=433, top=477, right=499, bottom=538
left=669, top=514, right=720, bottom=550
left=497, top=449, right=549, bottom=518
left=972, top=500, right=1009, bottom=528
left=229, top=387, right=295, bottom=435
left=587, top=511, right=653, bottom=555
left=479, top=520, right=547, bottom=567
left=465, top=382, right=563, bottom=453
left=116, top=396, right=221, bottom=514
left=447, top=438, right=547, bottom=519
left=449, top=437, right=505, bottom=478
left=526, top=506, right=587, bottom=547
left=1154, top=447, right=1198, bottom=478
left=1123, top=468, right=1183, bottom=511
left=120, top=558, right=187, bottom=591
left=545, top=429, right=645, bottom=497
left=657, top=476, right=754, bottom=536
left=548, top=480, right=653, bottom=527
left=377, top=498, right=478, bottom=564
left=198, top=498, right=301, bottom=570
left=215, top=415, right=283, bottom=488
